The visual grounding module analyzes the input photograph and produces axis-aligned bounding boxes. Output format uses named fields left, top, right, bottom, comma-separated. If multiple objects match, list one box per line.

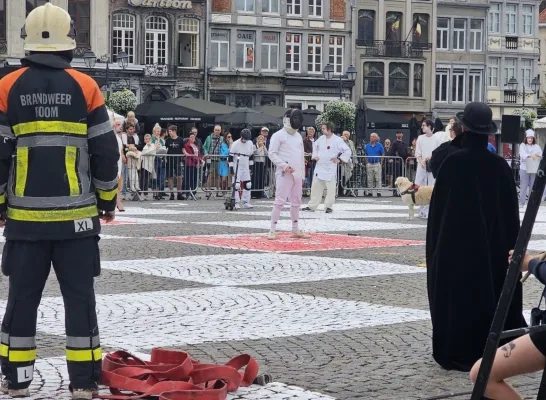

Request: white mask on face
left=283, top=117, right=297, bottom=135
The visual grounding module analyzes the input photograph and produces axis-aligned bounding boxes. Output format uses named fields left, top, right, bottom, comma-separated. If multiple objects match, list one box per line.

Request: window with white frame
left=468, top=70, right=482, bottom=102
left=521, top=59, right=532, bottom=87
left=178, top=18, right=199, bottom=68
left=262, top=0, right=279, bottom=14
left=389, top=63, right=410, bottom=96
left=452, top=19, right=466, bottom=51
left=309, top=0, right=322, bottom=18
left=487, top=57, right=499, bottom=87
left=521, top=5, right=533, bottom=35
left=362, top=62, right=384, bottom=96
left=435, top=70, right=448, bottom=102
left=210, top=29, right=229, bottom=69
left=261, top=32, right=279, bottom=71
left=452, top=70, right=465, bottom=103
left=112, top=13, right=135, bottom=64
left=488, top=3, right=500, bottom=33
left=437, top=18, right=449, bottom=50
left=504, top=58, right=516, bottom=87
left=505, top=4, right=516, bottom=35
left=285, top=33, right=301, bottom=73
left=236, top=0, right=254, bottom=12
left=469, top=19, right=483, bottom=51
left=328, top=36, right=344, bottom=74
left=287, top=0, right=301, bottom=16
left=307, top=34, right=322, bottom=74
left=236, top=31, right=255, bottom=70
left=145, top=16, right=168, bottom=65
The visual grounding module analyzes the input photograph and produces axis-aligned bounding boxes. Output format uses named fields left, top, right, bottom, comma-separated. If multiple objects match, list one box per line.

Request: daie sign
left=128, top=0, right=192, bottom=10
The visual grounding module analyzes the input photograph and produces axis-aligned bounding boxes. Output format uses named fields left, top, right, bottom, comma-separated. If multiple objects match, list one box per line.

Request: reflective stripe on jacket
left=0, top=54, right=119, bottom=240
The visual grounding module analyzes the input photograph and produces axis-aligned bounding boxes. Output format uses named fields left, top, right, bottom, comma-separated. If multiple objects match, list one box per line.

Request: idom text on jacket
left=0, top=54, right=119, bottom=240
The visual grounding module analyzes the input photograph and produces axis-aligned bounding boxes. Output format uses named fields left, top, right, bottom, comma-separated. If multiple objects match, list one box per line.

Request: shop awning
left=366, top=109, right=410, bottom=129
left=167, top=96, right=237, bottom=116
left=135, top=101, right=214, bottom=123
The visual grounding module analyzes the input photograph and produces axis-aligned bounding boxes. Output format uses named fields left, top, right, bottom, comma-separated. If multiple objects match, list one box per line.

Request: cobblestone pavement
left=0, top=196, right=545, bottom=399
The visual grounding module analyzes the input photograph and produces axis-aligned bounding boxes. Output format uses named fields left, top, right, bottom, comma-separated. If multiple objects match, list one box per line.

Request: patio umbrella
left=302, top=108, right=321, bottom=127
left=134, top=101, right=213, bottom=123
left=355, top=97, right=368, bottom=145
left=215, top=107, right=282, bottom=127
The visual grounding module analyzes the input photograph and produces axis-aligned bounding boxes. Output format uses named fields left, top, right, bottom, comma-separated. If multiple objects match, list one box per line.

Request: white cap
left=526, top=129, right=535, bottom=138
left=261, top=127, right=269, bottom=132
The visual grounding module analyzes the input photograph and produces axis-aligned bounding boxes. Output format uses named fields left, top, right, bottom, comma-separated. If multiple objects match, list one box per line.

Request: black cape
left=429, top=135, right=463, bottom=179
left=426, top=133, right=526, bottom=372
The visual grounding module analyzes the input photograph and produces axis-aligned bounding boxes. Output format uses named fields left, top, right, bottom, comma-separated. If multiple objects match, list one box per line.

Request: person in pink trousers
left=267, top=109, right=310, bottom=240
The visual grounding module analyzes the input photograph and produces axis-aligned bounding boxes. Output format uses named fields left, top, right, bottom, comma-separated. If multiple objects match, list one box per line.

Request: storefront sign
left=237, top=31, right=254, bottom=42
left=128, top=0, right=192, bottom=10
left=211, top=30, right=229, bottom=41
left=262, top=33, right=278, bottom=44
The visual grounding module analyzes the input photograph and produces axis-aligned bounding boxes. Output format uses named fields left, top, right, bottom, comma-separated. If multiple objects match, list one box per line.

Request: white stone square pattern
left=19, top=356, right=335, bottom=400
left=121, top=207, right=219, bottom=215
left=530, top=223, right=546, bottom=236
left=1, top=288, right=430, bottom=349
left=528, top=240, right=546, bottom=251
left=252, top=202, right=410, bottom=211
left=102, top=253, right=425, bottom=286
left=195, top=219, right=422, bottom=232
left=104, top=216, right=181, bottom=225
left=231, top=211, right=409, bottom=220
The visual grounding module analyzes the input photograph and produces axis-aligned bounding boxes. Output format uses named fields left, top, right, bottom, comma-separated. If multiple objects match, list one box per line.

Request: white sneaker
left=234, top=203, right=241, bottom=210
left=291, top=230, right=310, bottom=239
left=243, top=203, right=253, bottom=209
left=267, top=231, right=277, bottom=240
left=72, top=388, right=96, bottom=400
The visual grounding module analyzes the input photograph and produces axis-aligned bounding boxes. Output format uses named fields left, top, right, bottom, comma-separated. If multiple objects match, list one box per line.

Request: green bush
left=315, top=100, right=356, bottom=132
left=107, top=89, right=137, bottom=116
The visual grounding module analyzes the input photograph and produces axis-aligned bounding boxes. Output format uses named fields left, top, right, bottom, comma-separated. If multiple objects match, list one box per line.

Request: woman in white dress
left=415, top=119, right=441, bottom=218
left=110, top=113, right=125, bottom=211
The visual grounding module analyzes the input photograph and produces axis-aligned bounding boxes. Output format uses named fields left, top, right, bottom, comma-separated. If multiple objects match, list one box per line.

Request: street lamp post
left=507, top=76, right=540, bottom=107
left=505, top=76, right=540, bottom=178
left=323, top=64, right=357, bottom=100
left=83, top=50, right=129, bottom=102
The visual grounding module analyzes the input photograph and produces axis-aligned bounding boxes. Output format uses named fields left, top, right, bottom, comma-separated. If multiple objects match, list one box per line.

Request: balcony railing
left=356, top=40, right=432, bottom=59
left=143, top=64, right=178, bottom=79
left=503, top=90, right=517, bottom=104
left=505, top=37, right=518, bottom=50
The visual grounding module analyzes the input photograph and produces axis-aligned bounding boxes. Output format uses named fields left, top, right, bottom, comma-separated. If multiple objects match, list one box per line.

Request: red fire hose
left=97, top=348, right=261, bottom=400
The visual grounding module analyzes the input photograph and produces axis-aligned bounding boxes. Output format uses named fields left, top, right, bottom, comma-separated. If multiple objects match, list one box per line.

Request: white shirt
left=229, top=138, right=255, bottom=180
left=434, top=130, right=451, bottom=144
left=312, top=134, right=352, bottom=181
left=415, top=134, right=440, bottom=160
left=519, top=142, right=542, bottom=171
left=268, top=128, right=305, bottom=180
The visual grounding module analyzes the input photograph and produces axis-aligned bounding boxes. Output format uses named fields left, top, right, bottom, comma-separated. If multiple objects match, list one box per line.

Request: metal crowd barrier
left=119, top=154, right=277, bottom=202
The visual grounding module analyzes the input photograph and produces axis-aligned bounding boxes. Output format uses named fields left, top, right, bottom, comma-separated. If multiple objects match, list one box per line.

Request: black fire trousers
left=0, top=236, right=102, bottom=390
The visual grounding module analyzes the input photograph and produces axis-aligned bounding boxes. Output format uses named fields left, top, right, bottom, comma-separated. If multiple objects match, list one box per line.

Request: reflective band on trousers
left=17, top=136, right=88, bottom=149
left=7, top=205, right=98, bottom=222
left=7, top=193, right=96, bottom=209
left=15, top=147, right=28, bottom=197
left=66, top=347, right=102, bottom=362
left=1, top=333, right=36, bottom=348
left=66, top=335, right=100, bottom=349
left=0, top=345, right=37, bottom=362
left=12, top=121, right=87, bottom=136
left=65, top=147, right=80, bottom=196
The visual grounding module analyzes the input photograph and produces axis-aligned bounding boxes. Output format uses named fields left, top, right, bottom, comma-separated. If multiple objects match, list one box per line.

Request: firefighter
left=0, top=3, right=119, bottom=399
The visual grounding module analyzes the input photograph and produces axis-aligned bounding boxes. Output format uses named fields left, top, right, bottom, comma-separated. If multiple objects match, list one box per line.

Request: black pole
left=470, top=137, right=546, bottom=399
left=339, top=74, right=343, bottom=99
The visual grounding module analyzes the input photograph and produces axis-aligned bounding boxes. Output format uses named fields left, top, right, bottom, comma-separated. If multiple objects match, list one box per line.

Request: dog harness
left=400, top=184, right=420, bottom=204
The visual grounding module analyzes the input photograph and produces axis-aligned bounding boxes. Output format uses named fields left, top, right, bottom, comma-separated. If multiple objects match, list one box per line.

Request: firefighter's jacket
left=0, top=54, right=119, bottom=240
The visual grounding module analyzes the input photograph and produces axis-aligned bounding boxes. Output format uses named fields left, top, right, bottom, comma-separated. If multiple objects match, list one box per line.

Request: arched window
left=177, top=18, right=199, bottom=68
left=145, top=16, right=168, bottom=65
left=112, top=13, right=135, bottom=64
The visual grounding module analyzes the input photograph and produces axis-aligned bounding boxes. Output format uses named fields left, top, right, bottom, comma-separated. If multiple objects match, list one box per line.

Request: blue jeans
left=153, top=158, right=166, bottom=192
left=121, top=164, right=127, bottom=195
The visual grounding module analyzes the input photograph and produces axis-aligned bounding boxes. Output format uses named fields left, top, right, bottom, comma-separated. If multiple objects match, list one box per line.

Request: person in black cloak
left=426, top=102, right=527, bottom=372
left=428, top=120, right=463, bottom=179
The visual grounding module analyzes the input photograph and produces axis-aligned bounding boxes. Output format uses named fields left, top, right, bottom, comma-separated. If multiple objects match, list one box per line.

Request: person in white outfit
left=268, top=109, right=310, bottom=240
left=519, top=129, right=542, bottom=207
left=229, top=129, right=255, bottom=209
left=302, top=122, right=351, bottom=213
left=415, top=119, right=441, bottom=218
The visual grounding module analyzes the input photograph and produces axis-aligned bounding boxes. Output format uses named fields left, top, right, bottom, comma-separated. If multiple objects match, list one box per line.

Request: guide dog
left=394, top=176, right=434, bottom=220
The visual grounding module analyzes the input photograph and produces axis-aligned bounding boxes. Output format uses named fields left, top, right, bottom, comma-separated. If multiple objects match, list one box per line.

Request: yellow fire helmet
left=20, top=3, right=76, bottom=52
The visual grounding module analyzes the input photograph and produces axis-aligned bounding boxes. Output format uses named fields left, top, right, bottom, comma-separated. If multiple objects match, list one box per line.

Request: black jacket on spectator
left=429, top=134, right=463, bottom=178
left=388, top=139, right=408, bottom=160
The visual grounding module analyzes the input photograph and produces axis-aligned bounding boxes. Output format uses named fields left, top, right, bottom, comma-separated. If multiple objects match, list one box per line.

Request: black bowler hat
left=455, top=102, right=497, bottom=135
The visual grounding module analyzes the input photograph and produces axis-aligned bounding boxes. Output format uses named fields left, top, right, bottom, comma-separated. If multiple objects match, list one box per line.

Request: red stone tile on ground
left=155, top=233, right=424, bottom=253
left=100, top=219, right=137, bottom=226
